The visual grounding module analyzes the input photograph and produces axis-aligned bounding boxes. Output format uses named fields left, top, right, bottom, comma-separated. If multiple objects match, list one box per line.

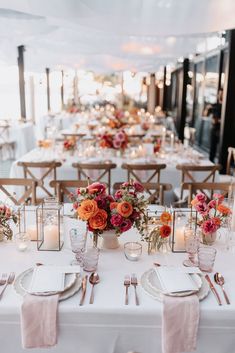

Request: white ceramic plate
left=19, top=268, right=77, bottom=296
left=147, top=269, right=202, bottom=297
left=14, top=269, right=82, bottom=301
left=141, top=268, right=209, bottom=302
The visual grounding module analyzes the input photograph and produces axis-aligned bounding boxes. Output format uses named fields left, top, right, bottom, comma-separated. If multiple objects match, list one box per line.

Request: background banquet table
left=0, top=216, right=235, bottom=353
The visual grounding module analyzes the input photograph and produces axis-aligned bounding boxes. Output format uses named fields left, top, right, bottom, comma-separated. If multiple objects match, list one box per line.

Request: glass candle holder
left=83, top=247, right=100, bottom=272
left=198, top=246, right=217, bottom=272
left=15, top=232, right=30, bottom=252
left=124, top=242, right=142, bottom=261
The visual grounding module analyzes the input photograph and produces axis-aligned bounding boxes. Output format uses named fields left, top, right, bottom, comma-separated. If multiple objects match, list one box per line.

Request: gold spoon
left=214, top=272, right=230, bottom=305
left=89, top=272, right=100, bottom=304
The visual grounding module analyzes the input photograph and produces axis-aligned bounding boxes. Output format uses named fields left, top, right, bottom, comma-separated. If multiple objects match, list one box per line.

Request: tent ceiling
left=0, top=0, right=234, bottom=72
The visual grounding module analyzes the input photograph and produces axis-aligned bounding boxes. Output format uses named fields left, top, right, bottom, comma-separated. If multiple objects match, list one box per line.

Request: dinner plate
left=19, top=268, right=77, bottom=296
left=147, top=269, right=202, bottom=297
left=14, top=269, right=82, bottom=301
left=141, top=268, right=209, bottom=302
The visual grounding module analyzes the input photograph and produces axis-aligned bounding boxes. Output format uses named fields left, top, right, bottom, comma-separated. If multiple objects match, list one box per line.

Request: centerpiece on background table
left=0, top=204, right=18, bottom=241
left=72, top=181, right=148, bottom=249
left=191, top=192, right=231, bottom=245
left=99, top=130, right=128, bottom=156
left=63, top=137, right=76, bottom=156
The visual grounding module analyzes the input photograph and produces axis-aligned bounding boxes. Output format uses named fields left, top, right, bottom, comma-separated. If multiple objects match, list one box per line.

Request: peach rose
left=160, top=211, right=172, bottom=224
left=116, top=201, right=133, bottom=218
left=217, top=204, right=231, bottom=215
left=89, top=209, right=108, bottom=230
left=77, top=199, right=98, bottom=221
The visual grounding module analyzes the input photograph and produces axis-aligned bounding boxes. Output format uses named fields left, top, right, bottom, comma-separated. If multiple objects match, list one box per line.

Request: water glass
left=83, top=247, right=100, bottom=272
left=15, top=232, right=30, bottom=252
left=198, top=246, right=217, bottom=272
left=70, top=228, right=87, bottom=266
left=124, top=242, right=142, bottom=261
left=183, top=229, right=200, bottom=267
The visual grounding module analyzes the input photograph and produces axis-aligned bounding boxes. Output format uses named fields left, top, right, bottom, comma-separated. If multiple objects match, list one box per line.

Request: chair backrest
left=72, top=162, right=117, bottom=194
left=122, top=163, right=166, bottom=184
left=50, top=180, right=88, bottom=202
left=176, top=164, right=221, bottom=200
left=113, top=182, right=172, bottom=204
left=0, top=178, right=37, bottom=205
left=17, top=161, right=62, bottom=199
left=182, top=182, right=233, bottom=205
left=226, top=147, right=235, bottom=176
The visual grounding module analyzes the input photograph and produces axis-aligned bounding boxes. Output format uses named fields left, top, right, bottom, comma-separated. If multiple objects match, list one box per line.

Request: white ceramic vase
left=101, top=230, right=119, bottom=249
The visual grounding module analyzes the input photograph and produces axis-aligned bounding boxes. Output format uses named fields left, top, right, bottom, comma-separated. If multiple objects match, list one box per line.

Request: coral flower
left=77, top=199, right=98, bottom=221
left=160, top=225, right=171, bottom=238
left=89, top=209, right=108, bottom=230
left=110, top=202, right=118, bottom=210
left=160, top=212, right=172, bottom=224
left=212, top=217, right=221, bottom=228
left=217, top=204, right=231, bottom=215
left=117, top=201, right=133, bottom=218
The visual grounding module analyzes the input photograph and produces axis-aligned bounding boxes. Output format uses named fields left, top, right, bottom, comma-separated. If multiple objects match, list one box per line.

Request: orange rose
left=217, top=204, right=231, bottom=215
left=110, top=202, right=118, bottom=210
left=116, top=201, right=133, bottom=218
left=160, top=225, right=171, bottom=238
left=77, top=199, right=98, bottom=221
left=160, top=211, right=172, bottom=224
left=89, top=209, right=108, bottom=230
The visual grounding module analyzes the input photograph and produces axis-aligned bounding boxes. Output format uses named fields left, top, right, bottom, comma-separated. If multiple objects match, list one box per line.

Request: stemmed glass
left=183, top=228, right=200, bottom=267
left=70, top=228, right=87, bottom=266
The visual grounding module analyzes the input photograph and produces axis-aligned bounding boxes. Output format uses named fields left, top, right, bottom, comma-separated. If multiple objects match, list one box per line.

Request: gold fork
left=0, top=273, right=8, bottom=286
left=0, top=272, right=15, bottom=299
left=124, top=275, right=130, bottom=305
left=131, top=274, right=139, bottom=306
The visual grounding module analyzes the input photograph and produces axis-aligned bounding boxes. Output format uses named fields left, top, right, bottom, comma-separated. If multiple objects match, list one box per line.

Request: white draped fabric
left=0, top=0, right=234, bottom=71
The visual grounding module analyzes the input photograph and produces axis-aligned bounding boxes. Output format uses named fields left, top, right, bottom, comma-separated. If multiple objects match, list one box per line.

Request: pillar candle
left=43, top=225, right=59, bottom=250
left=174, top=227, right=185, bottom=251
left=27, top=225, right=38, bottom=241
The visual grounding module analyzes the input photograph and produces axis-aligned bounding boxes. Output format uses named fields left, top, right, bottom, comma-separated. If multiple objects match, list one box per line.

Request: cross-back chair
left=182, top=182, right=233, bottom=205
left=113, top=182, right=172, bottom=205
left=72, top=162, right=116, bottom=194
left=17, top=161, right=62, bottom=201
left=0, top=178, right=37, bottom=205
left=50, top=180, right=89, bottom=202
left=122, top=163, right=166, bottom=184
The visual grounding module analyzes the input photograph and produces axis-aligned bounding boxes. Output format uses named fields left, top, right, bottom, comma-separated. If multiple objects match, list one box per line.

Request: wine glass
left=183, top=228, right=200, bottom=267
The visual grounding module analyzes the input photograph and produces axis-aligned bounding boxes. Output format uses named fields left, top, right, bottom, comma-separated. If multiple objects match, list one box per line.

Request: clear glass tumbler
left=198, top=246, right=217, bottom=272
left=83, top=247, right=100, bottom=272
left=124, top=242, right=142, bottom=261
left=70, top=228, right=87, bottom=266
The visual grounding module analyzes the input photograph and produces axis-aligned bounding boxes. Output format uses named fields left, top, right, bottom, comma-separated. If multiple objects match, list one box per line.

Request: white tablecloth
left=10, top=123, right=36, bottom=159
left=0, top=217, right=235, bottom=353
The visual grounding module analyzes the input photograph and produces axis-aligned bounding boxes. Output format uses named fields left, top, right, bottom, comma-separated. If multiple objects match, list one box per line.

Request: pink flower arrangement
left=72, top=180, right=148, bottom=237
left=0, top=204, right=18, bottom=240
left=100, top=130, right=128, bottom=150
left=191, top=192, right=231, bottom=235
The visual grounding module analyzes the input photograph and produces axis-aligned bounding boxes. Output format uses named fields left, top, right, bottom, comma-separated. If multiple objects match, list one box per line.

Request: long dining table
left=0, top=212, right=235, bottom=353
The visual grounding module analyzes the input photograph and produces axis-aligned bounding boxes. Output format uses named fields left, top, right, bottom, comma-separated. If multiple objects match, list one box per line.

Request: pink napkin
left=21, top=294, right=59, bottom=348
left=162, top=294, right=199, bottom=353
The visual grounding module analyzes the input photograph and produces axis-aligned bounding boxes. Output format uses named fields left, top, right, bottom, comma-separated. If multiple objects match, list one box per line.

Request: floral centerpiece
left=144, top=211, right=172, bottom=253
left=100, top=130, right=128, bottom=151
left=0, top=204, right=18, bottom=241
left=72, top=181, right=148, bottom=249
left=191, top=193, right=231, bottom=244
left=63, top=138, right=76, bottom=153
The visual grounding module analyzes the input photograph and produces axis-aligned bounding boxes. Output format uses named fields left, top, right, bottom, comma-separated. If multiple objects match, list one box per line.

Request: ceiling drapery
left=0, top=0, right=234, bottom=71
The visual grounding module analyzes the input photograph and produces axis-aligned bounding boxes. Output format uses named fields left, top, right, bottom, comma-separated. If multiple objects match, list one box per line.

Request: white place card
left=29, top=267, right=65, bottom=293
left=155, top=267, right=199, bottom=293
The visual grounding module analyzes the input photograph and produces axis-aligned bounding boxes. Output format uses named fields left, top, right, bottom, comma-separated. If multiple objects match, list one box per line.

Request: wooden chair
left=50, top=180, right=88, bottom=202
left=72, top=162, right=117, bottom=194
left=0, top=178, right=37, bottom=205
left=182, top=182, right=233, bottom=205
left=122, top=163, right=166, bottom=184
left=17, top=161, right=62, bottom=200
left=113, top=182, right=172, bottom=204
left=175, top=164, right=221, bottom=204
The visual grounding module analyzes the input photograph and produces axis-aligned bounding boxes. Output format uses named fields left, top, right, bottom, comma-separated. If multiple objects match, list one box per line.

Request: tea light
left=124, top=242, right=142, bottom=261
left=43, top=225, right=59, bottom=250
left=26, top=225, right=37, bottom=241
left=15, top=232, right=30, bottom=252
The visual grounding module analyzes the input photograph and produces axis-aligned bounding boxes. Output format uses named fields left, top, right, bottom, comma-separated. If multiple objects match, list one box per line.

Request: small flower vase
left=69, top=149, right=75, bottom=157
left=0, top=224, right=13, bottom=242
left=201, top=231, right=217, bottom=245
left=101, top=230, right=119, bottom=249
left=158, top=238, right=171, bottom=253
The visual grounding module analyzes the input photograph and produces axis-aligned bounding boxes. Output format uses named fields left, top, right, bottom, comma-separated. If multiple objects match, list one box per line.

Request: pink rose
left=110, top=214, right=124, bottom=227
left=208, top=200, right=216, bottom=209
left=115, top=131, right=126, bottom=142
left=201, top=219, right=217, bottom=234
left=133, top=181, right=144, bottom=193
left=195, top=193, right=207, bottom=203
left=114, top=190, right=123, bottom=199
left=87, top=182, right=106, bottom=195
left=120, top=219, right=132, bottom=233
left=113, top=139, right=122, bottom=149
left=213, top=193, right=224, bottom=204
left=195, top=202, right=209, bottom=216
left=131, top=210, right=141, bottom=220
left=121, top=182, right=130, bottom=188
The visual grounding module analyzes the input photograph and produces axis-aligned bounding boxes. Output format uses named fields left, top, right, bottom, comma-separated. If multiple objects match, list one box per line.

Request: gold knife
left=205, top=275, right=222, bottom=305
left=79, top=275, right=88, bottom=306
